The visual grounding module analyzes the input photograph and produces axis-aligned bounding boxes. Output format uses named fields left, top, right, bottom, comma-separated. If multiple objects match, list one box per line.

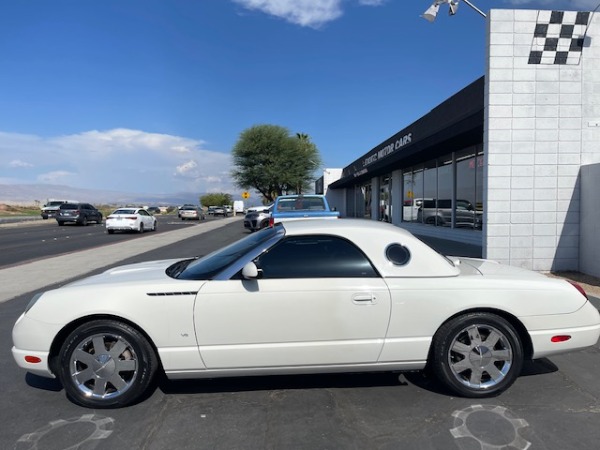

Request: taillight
left=269, top=217, right=274, bottom=227
left=568, top=281, right=588, bottom=300
left=126, top=216, right=138, bottom=220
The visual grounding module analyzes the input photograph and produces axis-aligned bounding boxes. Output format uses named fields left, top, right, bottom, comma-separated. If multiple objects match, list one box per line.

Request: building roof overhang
left=330, top=76, right=485, bottom=190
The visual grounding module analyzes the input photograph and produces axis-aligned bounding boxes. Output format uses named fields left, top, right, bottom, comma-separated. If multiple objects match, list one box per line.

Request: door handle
left=352, top=293, right=376, bottom=305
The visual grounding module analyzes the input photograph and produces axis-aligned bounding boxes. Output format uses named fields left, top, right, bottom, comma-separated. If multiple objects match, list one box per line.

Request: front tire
left=430, top=313, right=523, bottom=398
left=57, top=320, right=158, bottom=408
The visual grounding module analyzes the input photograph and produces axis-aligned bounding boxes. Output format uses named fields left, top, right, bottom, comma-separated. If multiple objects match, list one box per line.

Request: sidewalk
left=0, top=217, right=239, bottom=304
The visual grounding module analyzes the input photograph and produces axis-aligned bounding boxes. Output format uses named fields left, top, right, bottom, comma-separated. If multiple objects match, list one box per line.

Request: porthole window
left=386, top=244, right=411, bottom=266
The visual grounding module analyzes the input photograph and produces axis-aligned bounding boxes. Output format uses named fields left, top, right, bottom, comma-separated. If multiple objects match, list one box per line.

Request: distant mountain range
left=0, top=183, right=210, bottom=206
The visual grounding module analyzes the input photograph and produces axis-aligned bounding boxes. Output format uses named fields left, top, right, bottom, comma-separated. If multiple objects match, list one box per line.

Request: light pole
left=422, top=0, right=486, bottom=23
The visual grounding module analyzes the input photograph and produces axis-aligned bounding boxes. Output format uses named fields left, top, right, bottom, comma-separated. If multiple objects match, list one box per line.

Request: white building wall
left=580, top=164, right=600, bottom=278
left=485, top=8, right=600, bottom=271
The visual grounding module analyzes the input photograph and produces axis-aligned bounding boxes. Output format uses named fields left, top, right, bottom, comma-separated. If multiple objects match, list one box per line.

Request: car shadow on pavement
left=519, top=358, right=559, bottom=377
left=159, top=371, right=414, bottom=396
left=25, top=373, right=63, bottom=392
left=158, top=359, right=559, bottom=398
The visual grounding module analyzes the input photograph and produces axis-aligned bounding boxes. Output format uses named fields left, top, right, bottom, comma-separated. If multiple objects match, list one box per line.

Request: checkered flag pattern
left=528, top=10, right=590, bottom=65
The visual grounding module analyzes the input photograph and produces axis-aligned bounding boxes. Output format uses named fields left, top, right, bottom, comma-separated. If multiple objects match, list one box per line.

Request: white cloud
left=8, top=160, right=33, bottom=168
left=232, top=0, right=387, bottom=28
left=37, top=170, right=75, bottom=184
left=232, top=0, right=600, bottom=28
left=0, top=129, right=234, bottom=195
left=358, top=0, right=387, bottom=5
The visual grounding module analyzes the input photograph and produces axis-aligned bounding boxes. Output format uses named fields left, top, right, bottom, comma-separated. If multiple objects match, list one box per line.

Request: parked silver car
left=417, top=199, right=482, bottom=228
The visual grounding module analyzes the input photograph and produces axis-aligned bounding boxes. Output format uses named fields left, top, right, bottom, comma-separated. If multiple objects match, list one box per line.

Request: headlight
left=25, top=292, right=44, bottom=313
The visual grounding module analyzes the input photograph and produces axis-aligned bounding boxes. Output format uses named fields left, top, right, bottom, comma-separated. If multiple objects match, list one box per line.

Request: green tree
left=231, top=124, right=321, bottom=202
left=200, top=193, right=232, bottom=208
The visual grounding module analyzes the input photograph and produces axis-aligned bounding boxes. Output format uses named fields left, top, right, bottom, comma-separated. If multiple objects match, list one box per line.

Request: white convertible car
left=12, top=219, right=600, bottom=408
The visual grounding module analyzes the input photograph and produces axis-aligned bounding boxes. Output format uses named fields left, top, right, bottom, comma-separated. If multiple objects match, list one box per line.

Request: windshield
left=173, top=226, right=280, bottom=280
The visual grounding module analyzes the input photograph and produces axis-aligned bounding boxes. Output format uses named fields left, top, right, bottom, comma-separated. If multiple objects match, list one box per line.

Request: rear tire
left=57, top=320, right=159, bottom=408
left=430, top=312, right=523, bottom=398
left=138, top=223, right=144, bottom=233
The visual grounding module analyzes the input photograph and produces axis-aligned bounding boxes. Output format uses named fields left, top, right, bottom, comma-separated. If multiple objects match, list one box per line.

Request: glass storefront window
left=379, top=175, right=391, bottom=222
left=346, top=186, right=357, bottom=218
left=456, top=147, right=480, bottom=230
left=400, top=147, right=482, bottom=231
left=362, top=184, right=371, bottom=219
left=421, top=160, right=438, bottom=226
left=403, top=167, right=423, bottom=223
left=475, top=145, right=484, bottom=227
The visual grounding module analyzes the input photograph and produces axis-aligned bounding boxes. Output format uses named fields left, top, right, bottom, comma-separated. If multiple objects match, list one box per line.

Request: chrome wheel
left=447, top=324, right=513, bottom=389
left=58, top=320, right=158, bottom=408
left=68, top=332, right=138, bottom=401
left=431, top=313, right=523, bottom=397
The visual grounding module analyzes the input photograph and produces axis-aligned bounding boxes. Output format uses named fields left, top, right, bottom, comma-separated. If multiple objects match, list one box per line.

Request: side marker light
left=551, top=335, right=571, bottom=343
left=25, top=356, right=42, bottom=363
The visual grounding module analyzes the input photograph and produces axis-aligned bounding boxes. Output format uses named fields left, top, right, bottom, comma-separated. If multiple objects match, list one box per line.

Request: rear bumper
left=525, top=301, right=600, bottom=359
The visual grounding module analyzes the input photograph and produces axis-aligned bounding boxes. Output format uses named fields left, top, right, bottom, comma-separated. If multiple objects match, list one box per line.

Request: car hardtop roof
left=280, top=218, right=413, bottom=236
left=279, top=219, right=459, bottom=277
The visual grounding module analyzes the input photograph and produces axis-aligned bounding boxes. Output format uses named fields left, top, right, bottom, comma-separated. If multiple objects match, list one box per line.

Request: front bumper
left=11, top=313, right=57, bottom=378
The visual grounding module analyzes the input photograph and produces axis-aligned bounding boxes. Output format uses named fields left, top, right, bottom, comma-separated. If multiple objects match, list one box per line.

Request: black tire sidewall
left=431, top=313, right=523, bottom=398
left=57, top=320, right=158, bottom=408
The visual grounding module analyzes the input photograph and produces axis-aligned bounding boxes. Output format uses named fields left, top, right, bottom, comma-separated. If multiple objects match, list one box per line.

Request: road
left=0, top=214, right=229, bottom=269
left=1, top=219, right=599, bottom=449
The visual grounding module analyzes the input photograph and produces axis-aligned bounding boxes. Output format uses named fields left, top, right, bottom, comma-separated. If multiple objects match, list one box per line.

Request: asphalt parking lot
left=1, top=218, right=599, bottom=449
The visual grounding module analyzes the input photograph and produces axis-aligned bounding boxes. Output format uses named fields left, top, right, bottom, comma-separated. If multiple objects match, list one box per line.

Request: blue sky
left=0, top=0, right=597, bottom=197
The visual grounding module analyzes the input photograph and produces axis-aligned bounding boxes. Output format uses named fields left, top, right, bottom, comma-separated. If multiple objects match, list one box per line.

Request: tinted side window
left=256, top=235, right=378, bottom=278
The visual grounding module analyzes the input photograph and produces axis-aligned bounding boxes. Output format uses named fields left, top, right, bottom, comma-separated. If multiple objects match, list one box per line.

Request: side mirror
left=242, top=262, right=260, bottom=279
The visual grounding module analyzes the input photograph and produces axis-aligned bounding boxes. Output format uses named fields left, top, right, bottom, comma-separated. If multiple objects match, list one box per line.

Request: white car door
left=194, top=235, right=392, bottom=369
left=140, top=210, right=153, bottom=229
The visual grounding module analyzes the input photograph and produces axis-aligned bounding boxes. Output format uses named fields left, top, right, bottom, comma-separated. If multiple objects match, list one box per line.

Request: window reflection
left=379, top=174, right=391, bottom=222
left=401, top=146, right=483, bottom=231
left=362, top=183, right=371, bottom=219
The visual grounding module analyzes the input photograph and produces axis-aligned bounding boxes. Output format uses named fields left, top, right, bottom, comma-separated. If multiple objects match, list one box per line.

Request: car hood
left=64, top=259, right=184, bottom=287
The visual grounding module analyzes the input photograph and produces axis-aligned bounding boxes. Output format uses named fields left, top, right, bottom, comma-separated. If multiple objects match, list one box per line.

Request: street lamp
left=422, top=0, right=486, bottom=22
